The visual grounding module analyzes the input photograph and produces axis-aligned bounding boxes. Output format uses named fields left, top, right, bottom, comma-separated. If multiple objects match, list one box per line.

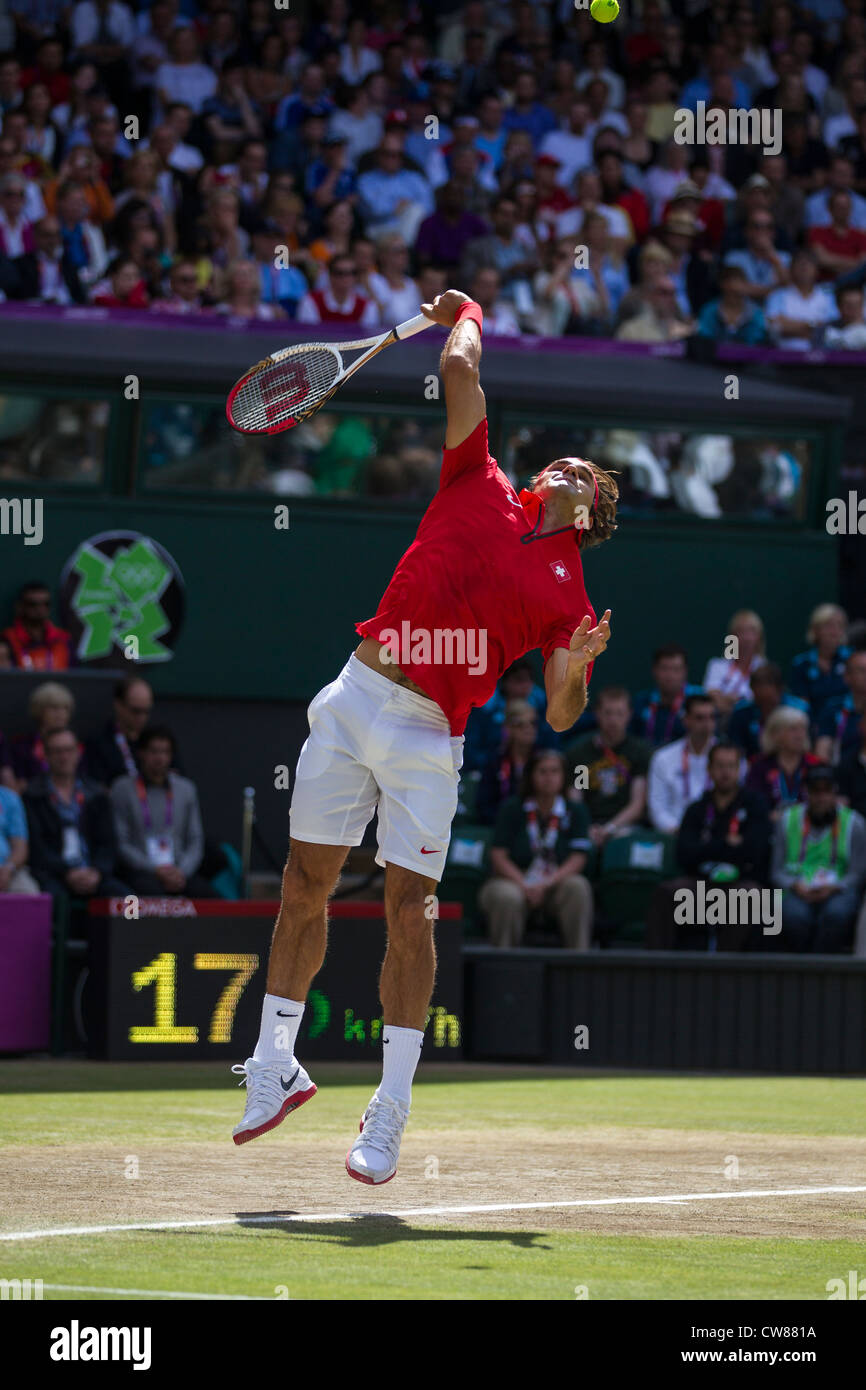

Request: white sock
left=380, top=1024, right=423, bottom=1106
left=253, top=994, right=305, bottom=1065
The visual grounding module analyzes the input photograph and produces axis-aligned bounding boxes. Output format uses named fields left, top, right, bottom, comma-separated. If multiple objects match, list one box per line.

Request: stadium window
left=0, top=393, right=110, bottom=488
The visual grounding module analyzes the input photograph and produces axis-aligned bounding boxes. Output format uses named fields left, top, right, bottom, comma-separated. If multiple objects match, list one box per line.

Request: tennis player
left=232, top=288, right=617, bottom=1183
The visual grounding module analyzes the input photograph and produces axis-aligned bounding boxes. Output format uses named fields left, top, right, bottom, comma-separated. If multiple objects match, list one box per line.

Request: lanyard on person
left=136, top=776, right=173, bottom=831
left=115, top=730, right=138, bottom=778
left=703, top=798, right=741, bottom=840
left=49, top=780, right=85, bottom=820
left=647, top=690, right=682, bottom=742
left=682, top=742, right=710, bottom=800
left=798, top=813, right=840, bottom=867
left=525, top=799, right=561, bottom=860
left=770, top=760, right=804, bottom=806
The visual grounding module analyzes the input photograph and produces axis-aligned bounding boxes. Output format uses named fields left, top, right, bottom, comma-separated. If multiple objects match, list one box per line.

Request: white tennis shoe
left=231, top=1057, right=317, bottom=1145
left=345, top=1090, right=410, bottom=1184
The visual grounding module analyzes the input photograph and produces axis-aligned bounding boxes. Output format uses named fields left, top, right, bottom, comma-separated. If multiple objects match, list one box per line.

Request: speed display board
left=86, top=900, right=463, bottom=1060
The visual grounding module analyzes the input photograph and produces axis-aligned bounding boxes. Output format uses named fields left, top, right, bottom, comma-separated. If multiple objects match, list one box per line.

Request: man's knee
left=283, top=842, right=343, bottom=907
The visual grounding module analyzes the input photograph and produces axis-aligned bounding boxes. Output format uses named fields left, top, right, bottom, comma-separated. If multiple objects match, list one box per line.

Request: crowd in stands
left=459, top=602, right=866, bottom=954
left=3, top=1, right=866, bottom=350
left=0, top=581, right=230, bottom=908
left=1, top=580, right=865, bottom=953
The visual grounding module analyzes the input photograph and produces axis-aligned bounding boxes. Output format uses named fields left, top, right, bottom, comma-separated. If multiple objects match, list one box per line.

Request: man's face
left=503, top=668, right=533, bottom=700
left=41, top=701, right=70, bottom=734
left=35, top=218, right=62, bottom=256
left=505, top=708, right=538, bottom=744
left=751, top=679, right=781, bottom=715
left=597, top=697, right=630, bottom=745
left=532, top=755, right=563, bottom=798
left=0, top=60, right=20, bottom=96
left=710, top=749, right=740, bottom=795
left=532, top=458, right=597, bottom=527
left=0, top=182, right=26, bottom=220
left=685, top=701, right=716, bottom=742
left=839, top=288, right=863, bottom=325
left=20, top=589, right=51, bottom=626
left=654, top=655, right=687, bottom=697
left=139, top=738, right=172, bottom=781
left=46, top=731, right=80, bottom=779
left=807, top=784, right=837, bottom=820
left=115, top=682, right=153, bottom=736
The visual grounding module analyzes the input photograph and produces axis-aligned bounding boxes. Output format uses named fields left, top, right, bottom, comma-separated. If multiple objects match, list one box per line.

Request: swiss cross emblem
left=550, top=561, right=571, bottom=583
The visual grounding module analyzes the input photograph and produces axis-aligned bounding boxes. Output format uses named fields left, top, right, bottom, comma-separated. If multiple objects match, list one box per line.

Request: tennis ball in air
left=590, top=0, right=619, bottom=21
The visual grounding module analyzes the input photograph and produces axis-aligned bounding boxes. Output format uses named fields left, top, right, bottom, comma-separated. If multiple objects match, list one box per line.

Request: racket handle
left=394, top=312, right=434, bottom=339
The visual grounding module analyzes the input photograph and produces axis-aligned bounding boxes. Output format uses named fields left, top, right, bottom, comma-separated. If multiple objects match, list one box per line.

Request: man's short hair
left=708, top=739, right=740, bottom=765
left=43, top=725, right=78, bottom=750
left=596, top=685, right=631, bottom=708
left=750, top=661, right=784, bottom=690
left=684, top=692, right=713, bottom=716
left=138, top=724, right=176, bottom=757
left=652, top=642, right=688, bottom=665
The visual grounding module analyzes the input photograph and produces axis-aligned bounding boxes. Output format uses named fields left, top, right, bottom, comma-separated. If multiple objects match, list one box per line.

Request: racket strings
left=231, top=346, right=342, bottom=431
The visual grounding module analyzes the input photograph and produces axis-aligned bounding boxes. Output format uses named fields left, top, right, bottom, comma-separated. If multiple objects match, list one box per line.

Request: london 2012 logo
left=60, top=530, right=185, bottom=666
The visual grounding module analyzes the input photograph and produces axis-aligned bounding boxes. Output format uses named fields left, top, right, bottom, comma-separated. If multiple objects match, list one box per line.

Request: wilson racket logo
left=265, top=362, right=311, bottom=419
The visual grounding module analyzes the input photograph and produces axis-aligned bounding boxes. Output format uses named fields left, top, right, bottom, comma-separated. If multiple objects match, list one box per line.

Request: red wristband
left=454, top=300, right=483, bottom=333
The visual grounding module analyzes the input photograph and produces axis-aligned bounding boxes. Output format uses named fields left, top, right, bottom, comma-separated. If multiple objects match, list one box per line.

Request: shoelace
left=358, top=1094, right=408, bottom=1159
left=231, top=1061, right=291, bottom=1109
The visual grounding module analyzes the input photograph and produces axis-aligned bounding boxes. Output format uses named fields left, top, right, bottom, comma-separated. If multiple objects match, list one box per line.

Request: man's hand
left=66, top=867, right=99, bottom=895
left=569, top=610, right=612, bottom=667
left=155, top=864, right=185, bottom=891
left=421, top=289, right=472, bottom=329
left=523, top=880, right=546, bottom=908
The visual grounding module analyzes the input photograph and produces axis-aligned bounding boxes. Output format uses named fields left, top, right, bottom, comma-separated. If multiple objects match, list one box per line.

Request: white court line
left=41, top=1284, right=264, bottom=1300
left=1, top=1185, right=865, bottom=1242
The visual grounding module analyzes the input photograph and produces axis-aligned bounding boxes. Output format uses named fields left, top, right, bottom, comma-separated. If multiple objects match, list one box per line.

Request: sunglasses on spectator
left=331, top=266, right=356, bottom=275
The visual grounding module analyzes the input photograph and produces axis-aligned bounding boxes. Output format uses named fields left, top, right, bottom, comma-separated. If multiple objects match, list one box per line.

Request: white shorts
left=289, top=652, right=465, bottom=881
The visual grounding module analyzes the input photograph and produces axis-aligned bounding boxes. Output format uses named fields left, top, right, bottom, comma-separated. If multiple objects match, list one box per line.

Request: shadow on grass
left=230, top=1211, right=552, bottom=1249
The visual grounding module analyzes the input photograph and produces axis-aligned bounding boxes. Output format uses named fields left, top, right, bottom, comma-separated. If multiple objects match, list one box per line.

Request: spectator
left=460, top=195, right=538, bottom=314
left=615, top=238, right=674, bottom=328
left=110, top=724, right=214, bottom=898
left=476, top=698, right=539, bottom=826
left=160, top=255, right=208, bottom=314
left=646, top=742, right=772, bottom=950
left=21, top=79, right=60, bottom=171
left=154, top=27, right=218, bottom=120
left=501, top=70, right=557, bottom=151
left=808, top=188, right=866, bottom=279
left=92, top=253, right=149, bottom=308
left=356, top=130, right=434, bottom=245
left=815, top=650, right=866, bottom=764
left=415, top=178, right=489, bottom=270
left=363, top=231, right=418, bottom=324
left=538, top=95, right=593, bottom=190
left=615, top=273, right=694, bottom=343
left=479, top=749, right=594, bottom=949
left=746, top=707, right=824, bottom=818
left=24, top=725, right=128, bottom=900
left=201, top=185, right=248, bottom=269
left=567, top=686, right=650, bottom=849
left=83, top=676, right=153, bottom=787
left=631, top=643, right=703, bottom=748
left=771, top=765, right=866, bottom=952
left=296, top=251, right=379, bottom=327
left=804, top=153, right=866, bottom=230
left=305, top=131, right=358, bottom=215
left=465, top=656, right=559, bottom=774
left=251, top=223, right=308, bottom=318
left=327, top=75, right=383, bottom=167
left=789, top=604, right=852, bottom=724
left=648, top=693, right=719, bottom=833
left=765, top=247, right=835, bottom=350
left=7, top=213, right=85, bottom=304
left=723, top=209, right=790, bottom=304
left=823, top=284, right=866, bottom=349
left=0, top=780, right=40, bottom=895
left=216, top=256, right=285, bottom=321
left=9, top=680, right=76, bottom=789
left=702, top=609, right=767, bottom=721
left=697, top=263, right=767, bottom=344
left=728, top=663, right=810, bottom=762
left=45, top=144, right=114, bottom=226
left=598, top=149, right=651, bottom=245
left=2, top=581, right=72, bottom=670
left=202, top=57, right=262, bottom=160
left=55, top=178, right=108, bottom=286
left=0, top=171, right=35, bottom=256
left=465, top=265, right=520, bottom=337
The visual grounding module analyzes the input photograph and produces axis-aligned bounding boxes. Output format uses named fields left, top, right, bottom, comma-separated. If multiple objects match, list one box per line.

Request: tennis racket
left=226, top=311, right=434, bottom=435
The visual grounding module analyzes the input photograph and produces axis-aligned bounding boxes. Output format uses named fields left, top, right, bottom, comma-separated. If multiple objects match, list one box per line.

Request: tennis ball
left=590, top=0, right=619, bottom=21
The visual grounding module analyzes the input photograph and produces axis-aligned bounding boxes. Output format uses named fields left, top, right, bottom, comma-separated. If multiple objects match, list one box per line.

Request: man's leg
left=232, top=838, right=349, bottom=1145
left=778, top=891, right=815, bottom=952
left=812, top=890, right=860, bottom=953
left=345, top=862, right=435, bottom=1185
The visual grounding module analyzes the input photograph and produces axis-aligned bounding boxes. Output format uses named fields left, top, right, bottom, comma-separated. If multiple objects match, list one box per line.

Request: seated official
left=788, top=603, right=851, bottom=728
left=476, top=698, right=539, bottom=825
left=566, top=685, right=650, bottom=849
left=814, top=649, right=866, bottom=765
left=838, top=718, right=866, bottom=818
left=745, top=706, right=823, bottom=819
left=701, top=609, right=767, bottom=727
left=110, top=725, right=215, bottom=898
left=770, top=765, right=866, bottom=953
left=9, top=680, right=79, bottom=791
left=479, top=749, right=594, bottom=950
left=1, top=581, right=73, bottom=671
left=647, top=693, right=719, bottom=833
left=728, top=662, right=810, bottom=762
left=83, top=676, right=154, bottom=787
left=630, top=642, right=704, bottom=749
left=0, top=782, right=41, bottom=895
left=24, top=727, right=129, bottom=900
left=463, top=656, right=561, bottom=773
left=646, top=742, right=772, bottom=951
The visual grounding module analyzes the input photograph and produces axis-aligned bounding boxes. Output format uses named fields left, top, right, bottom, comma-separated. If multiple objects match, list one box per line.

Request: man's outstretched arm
left=421, top=289, right=486, bottom=449
left=544, top=611, right=612, bottom=733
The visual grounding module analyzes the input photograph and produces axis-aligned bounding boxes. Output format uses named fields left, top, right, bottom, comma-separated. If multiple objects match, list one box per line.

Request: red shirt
left=355, top=417, right=595, bottom=735
left=808, top=224, right=866, bottom=278
left=2, top=618, right=72, bottom=670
